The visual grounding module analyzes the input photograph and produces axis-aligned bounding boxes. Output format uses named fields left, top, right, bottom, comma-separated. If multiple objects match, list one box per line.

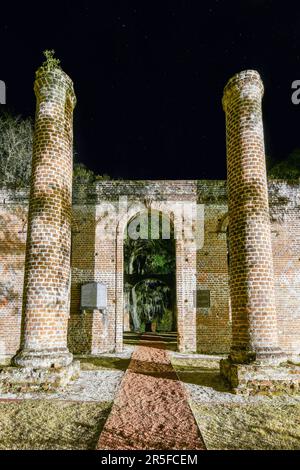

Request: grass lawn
left=0, top=400, right=112, bottom=450
left=172, top=356, right=300, bottom=450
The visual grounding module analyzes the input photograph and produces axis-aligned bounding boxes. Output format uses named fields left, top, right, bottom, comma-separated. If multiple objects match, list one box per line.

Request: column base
left=229, top=346, right=286, bottom=365
left=0, top=348, right=80, bottom=393
left=0, top=360, right=80, bottom=393
left=13, top=348, right=73, bottom=369
left=220, top=358, right=300, bottom=396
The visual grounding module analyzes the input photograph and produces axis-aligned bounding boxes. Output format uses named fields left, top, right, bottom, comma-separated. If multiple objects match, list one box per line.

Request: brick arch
left=114, top=203, right=197, bottom=353
left=217, top=212, right=230, bottom=266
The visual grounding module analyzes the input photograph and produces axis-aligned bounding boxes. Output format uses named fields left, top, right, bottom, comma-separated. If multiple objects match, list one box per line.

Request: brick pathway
left=97, top=334, right=206, bottom=450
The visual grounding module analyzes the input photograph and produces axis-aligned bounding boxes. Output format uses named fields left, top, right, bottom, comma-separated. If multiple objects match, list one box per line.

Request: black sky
left=1, top=0, right=300, bottom=179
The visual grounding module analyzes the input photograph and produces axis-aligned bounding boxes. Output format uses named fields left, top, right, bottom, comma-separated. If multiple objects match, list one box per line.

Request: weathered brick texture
left=0, top=192, right=27, bottom=363
left=196, top=185, right=231, bottom=353
left=1, top=180, right=300, bottom=363
left=269, top=182, right=300, bottom=359
left=69, top=181, right=198, bottom=354
left=222, top=70, right=283, bottom=363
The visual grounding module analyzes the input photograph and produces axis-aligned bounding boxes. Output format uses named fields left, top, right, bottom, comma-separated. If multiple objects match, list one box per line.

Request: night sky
left=1, top=1, right=300, bottom=179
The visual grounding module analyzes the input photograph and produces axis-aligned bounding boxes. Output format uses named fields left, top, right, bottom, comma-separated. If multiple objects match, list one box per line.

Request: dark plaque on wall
left=194, top=289, right=210, bottom=308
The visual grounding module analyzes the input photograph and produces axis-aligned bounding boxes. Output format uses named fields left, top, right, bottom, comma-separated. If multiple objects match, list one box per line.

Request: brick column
left=222, top=70, right=283, bottom=364
left=14, top=65, right=76, bottom=369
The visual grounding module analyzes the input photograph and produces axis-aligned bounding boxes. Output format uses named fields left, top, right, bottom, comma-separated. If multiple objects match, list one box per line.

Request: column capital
left=34, top=67, right=76, bottom=109
left=222, top=69, right=264, bottom=112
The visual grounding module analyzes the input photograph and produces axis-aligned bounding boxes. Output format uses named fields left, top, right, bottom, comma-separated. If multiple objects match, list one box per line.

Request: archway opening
left=123, top=210, right=176, bottom=349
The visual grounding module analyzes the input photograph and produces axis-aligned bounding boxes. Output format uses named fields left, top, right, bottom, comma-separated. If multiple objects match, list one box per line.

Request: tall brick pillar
left=220, top=70, right=289, bottom=393
left=14, top=61, right=77, bottom=372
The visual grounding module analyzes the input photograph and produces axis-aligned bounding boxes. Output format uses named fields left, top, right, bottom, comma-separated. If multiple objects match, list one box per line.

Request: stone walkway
left=97, top=334, right=206, bottom=450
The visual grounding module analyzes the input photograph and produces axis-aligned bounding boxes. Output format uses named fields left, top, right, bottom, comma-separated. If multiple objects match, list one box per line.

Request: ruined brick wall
left=269, top=182, right=300, bottom=358
left=69, top=201, right=123, bottom=354
left=0, top=180, right=300, bottom=361
left=69, top=180, right=198, bottom=354
left=196, top=181, right=231, bottom=353
left=0, top=190, right=28, bottom=363
left=66, top=178, right=300, bottom=360
left=195, top=180, right=300, bottom=356
left=68, top=205, right=97, bottom=354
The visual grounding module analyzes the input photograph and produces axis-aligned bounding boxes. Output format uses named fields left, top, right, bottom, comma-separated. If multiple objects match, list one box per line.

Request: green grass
left=171, top=356, right=300, bottom=450
left=191, top=400, right=300, bottom=450
left=0, top=400, right=112, bottom=450
left=79, top=356, right=131, bottom=371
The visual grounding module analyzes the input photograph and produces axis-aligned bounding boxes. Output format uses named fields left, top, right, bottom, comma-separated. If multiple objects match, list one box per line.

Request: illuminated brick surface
left=0, top=71, right=300, bottom=375
left=14, top=66, right=76, bottom=368
left=222, top=70, right=283, bottom=363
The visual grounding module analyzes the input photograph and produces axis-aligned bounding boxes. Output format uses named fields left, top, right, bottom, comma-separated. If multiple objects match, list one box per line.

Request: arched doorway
left=123, top=211, right=176, bottom=339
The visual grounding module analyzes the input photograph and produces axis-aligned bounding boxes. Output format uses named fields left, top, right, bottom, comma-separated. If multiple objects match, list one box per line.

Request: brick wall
left=196, top=182, right=231, bottom=353
left=0, top=180, right=299, bottom=361
left=70, top=180, right=198, bottom=354
left=68, top=205, right=97, bottom=353
left=0, top=189, right=28, bottom=363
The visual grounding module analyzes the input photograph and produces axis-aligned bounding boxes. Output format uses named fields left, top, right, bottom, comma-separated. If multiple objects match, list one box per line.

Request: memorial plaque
left=194, top=289, right=210, bottom=308
left=81, top=282, right=107, bottom=310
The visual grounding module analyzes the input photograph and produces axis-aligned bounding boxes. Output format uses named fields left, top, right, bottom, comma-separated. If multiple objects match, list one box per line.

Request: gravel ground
left=2, top=343, right=299, bottom=450
left=171, top=354, right=300, bottom=450
left=0, top=351, right=132, bottom=450
left=0, top=369, right=124, bottom=402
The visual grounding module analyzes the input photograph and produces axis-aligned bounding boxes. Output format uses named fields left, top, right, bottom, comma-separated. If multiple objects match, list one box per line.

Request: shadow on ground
left=176, top=368, right=230, bottom=392
left=128, top=358, right=178, bottom=380
left=79, top=356, right=131, bottom=372
left=124, top=333, right=230, bottom=390
left=124, top=332, right=178, bottom=351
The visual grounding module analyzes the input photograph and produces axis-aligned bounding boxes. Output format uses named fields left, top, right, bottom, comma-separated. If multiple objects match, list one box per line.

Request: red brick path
left=97, top=334, right=206, bottom=450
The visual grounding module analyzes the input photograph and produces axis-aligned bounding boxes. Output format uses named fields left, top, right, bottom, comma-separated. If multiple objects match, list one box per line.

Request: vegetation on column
left=124, top=212, right=176, bottom=332
left=36, top=50, right=61, bottom=77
